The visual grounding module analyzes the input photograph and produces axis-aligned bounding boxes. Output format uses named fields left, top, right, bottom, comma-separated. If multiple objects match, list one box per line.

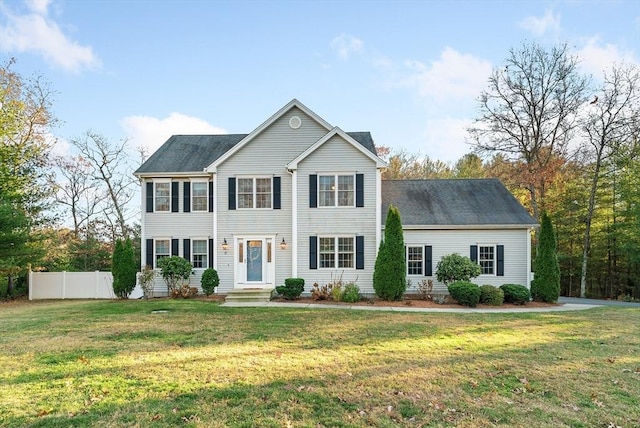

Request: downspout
left=288, top=168, right=297, bottom=278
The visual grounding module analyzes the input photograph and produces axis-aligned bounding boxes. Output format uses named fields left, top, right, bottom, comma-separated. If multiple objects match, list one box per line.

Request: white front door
left=235, top=236, right=275, bottom=289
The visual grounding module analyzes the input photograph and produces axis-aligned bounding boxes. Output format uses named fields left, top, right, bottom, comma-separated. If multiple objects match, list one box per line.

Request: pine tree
left=373, top=205, right=406, bottom=300
left=531, top=212, right=560, bottom=302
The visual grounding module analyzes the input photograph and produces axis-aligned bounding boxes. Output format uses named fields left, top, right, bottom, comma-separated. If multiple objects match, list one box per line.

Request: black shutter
left=183, top=182, right=191, bottom=213
left=208, top=239, right=214, bottom=268
left=208, top=181, right=214, bottom=212
left=356, top=173, right=364, bottom=207
left=497, top=245, right=504, bottom=276
left=146, top=239, right=153, bottom=267
left=273, top=176, right=281, bottom=209
left=309, top=174, right=317, bottom=208
left=183, top=239, right=190, bottom=262
left=171, top=239, right=179, bottom=256
left=425, top=245, right=433, bottom=276
left=171, top=182, right=179, bottom=212
left=309, top=236, right=317, bottom=270
left=146, top=182, right=154, bottom=213
left=470, top=245, right=478, bottom=263
left=356, top=236, right=364, bottom=270
left=228, top=177, right=236, bottom=210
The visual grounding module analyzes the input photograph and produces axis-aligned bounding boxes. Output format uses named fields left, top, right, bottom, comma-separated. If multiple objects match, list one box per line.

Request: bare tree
left=70, top=131, right=138, bottom=240
left=468, top=42, right=589, bottom=220
left=578, top=63, right=640, bottom=298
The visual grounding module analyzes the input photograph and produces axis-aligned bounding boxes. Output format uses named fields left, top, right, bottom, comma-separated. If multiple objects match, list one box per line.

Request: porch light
left=222, top=238, right=228, bottom=251
left=280, top=238, right=287, bottom=250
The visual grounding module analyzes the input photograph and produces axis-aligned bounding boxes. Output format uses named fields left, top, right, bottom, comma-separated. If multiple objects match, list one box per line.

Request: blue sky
left=1, top=0, right=639, bottom=163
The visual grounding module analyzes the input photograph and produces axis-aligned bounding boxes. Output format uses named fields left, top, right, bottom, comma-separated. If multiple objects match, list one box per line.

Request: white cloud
left=575, top=36, right=639, bottom=75
left=421, top=116, right=472, bottom=163
left=519, top=10, right=561, bottom=37
left=402, top=47, right=492, bottom=102
left=330, top=33, right=363, bottom=60
left=0, top=0, right=100, bottom=73
left=121, top=113, right=227, bottom=155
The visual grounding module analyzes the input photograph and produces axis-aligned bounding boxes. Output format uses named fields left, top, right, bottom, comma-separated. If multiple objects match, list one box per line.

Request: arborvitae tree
left=373, top=205, right=406, bottom=300
left=531, top=212, right=560, bottom=302
left=111, top=238, right=137, bottom=298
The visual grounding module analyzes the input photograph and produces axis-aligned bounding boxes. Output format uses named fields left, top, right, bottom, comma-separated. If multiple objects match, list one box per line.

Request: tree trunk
left=580, top=156, right=602, bottom=298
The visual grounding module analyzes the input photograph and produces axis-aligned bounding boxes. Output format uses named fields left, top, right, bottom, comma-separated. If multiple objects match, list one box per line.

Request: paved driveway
left=559, top=296, right=640, bottom=308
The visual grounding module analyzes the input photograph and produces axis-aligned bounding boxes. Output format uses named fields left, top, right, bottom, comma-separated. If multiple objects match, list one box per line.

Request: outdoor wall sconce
left=280, top=238, right=287, bottom=250
left=222, top=238, right=228, bottom=251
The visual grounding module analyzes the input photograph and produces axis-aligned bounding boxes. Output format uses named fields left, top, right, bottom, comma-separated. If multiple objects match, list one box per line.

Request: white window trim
left=478, top=244, right=496, bottom=276
left=154, top=237, right=171, bottom=268
left=191, top=237, right=208, bottom=269
left=318, top=235, right=356, bottom=270
left=317, top=173, right=355, bottom=208
left=236, top=176, right=273, bottom=210
left=154, top=179, right=171, bottom=213
left=190, top=179, right=209, bottom=212
left=406, top=245, right=424, bottom=276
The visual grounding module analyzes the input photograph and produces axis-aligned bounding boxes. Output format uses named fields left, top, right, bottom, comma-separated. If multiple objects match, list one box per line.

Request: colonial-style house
left=134, top=99, right=537, bottom=298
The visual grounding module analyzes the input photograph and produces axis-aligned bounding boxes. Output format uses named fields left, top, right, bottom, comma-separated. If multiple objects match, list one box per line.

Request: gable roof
left=382, top=179, right=537, bottom=228
left=205, top=99, right=334, bottom=172
left=133, top=132, right=378, bottom=176
left=287, top=127, right=386, bottom=170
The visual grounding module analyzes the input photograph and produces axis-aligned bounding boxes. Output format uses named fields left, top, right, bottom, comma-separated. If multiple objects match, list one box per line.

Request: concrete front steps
left=224, top=288, right=275, bottom=305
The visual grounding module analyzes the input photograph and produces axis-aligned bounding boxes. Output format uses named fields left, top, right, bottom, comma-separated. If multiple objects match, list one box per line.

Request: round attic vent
left=289, top=116, right=302, bottom=129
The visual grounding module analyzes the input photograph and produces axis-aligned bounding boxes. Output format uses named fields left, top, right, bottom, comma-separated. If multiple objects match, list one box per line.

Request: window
left=479, top=245, right=495, bottom=275
left=318, top=174, right=354, bottom=207
left=192, top=239, right=207, bottom=268
left=318, top=237, right=354, bottom=268
left=192, top=182, right=208, bottom=211
left=407, top=246, right=423, bottom=275
left=237, top=177, right=271, bottom=209
left=155, top=183, right=170, bottom=212
left=155, top=239, right=170, bottom=267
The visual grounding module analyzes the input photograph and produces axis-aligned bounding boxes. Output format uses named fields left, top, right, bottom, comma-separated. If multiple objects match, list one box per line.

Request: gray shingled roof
left=382, top=179, right=537, bottom=226
left=134, top=132, right=376, bottom=174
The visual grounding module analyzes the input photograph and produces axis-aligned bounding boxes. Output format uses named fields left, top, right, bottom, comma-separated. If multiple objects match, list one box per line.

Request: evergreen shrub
left=276, top=278, right=305, bottom=300
left=447, top=281, right=481, bottom=307
left=479, top=284, right=504, bottom=306
left=201, top=268, right=220, bottom=296
left=373, top=205, right=406, bottom=300
left=500, top=284, right=530, bottom=305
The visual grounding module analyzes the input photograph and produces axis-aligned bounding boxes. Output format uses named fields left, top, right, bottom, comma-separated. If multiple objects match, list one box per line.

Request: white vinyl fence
left=29, top=271, right=116, bottom=300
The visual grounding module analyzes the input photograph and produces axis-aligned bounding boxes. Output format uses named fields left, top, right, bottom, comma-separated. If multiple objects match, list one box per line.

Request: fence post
left=28, top=269, right=32, bottom=301
left=96, top=271, right=100, bottom=299
left=62, top=271, right=66, bottom=299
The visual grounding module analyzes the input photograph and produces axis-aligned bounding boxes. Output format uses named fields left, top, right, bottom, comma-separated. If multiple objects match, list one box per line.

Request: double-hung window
left=192, top=182, right=208, bottom=212
left=155, top=239, right=170, bottom=267
left=319, top=237, right=354, bottom=268
left=238, top=177, right=271, bottom=209
left=479, top=245, right=495, bottom=275
left=192, top=239, right=208, bottom=268
left=407, top=246, right=423, bottom=275
left=319, top=174, right=354, bottom=207
left=155, top=182, right=170, bottom=212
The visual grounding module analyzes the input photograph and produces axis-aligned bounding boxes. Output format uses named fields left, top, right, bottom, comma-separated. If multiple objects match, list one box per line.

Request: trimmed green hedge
left=500, top=284, right=530, bottom=305
left=276, top=278, right=305, bottom=300
left=479, top=284, right=504, bottom=306
left=447, top=281, right=481, bottom=307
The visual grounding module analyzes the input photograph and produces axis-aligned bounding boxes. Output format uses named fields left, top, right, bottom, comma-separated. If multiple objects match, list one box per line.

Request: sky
left=1, top=0, right=639, bottom=164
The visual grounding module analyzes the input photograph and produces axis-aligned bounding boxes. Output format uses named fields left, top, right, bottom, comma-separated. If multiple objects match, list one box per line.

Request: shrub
left=447, top=281, right=481, bottom=307
left=171, top=285, right=198, bottom=298
left=373, top=205, right=406, bottom=300
left=331, top=283, right=344, bottom=301
left=112, top=238, right=137, bottom=298
left=531, top=212, right=560, bottom=302
left=157, top=256, right=193, bottom=296
left=139, top=265, right=156, bottom=299
left=415, top=279, right=434, bottom=300
left=276, top=277, right=304, bottom=300
left=479, top=284, right=504, bottom=306
left=200, top=268, right=220, bottom=296
left=436, top=253, right=482, bottom=285
left=500, top=284, right=530, bottom=305
left=341, top=283, right=361, bottom=303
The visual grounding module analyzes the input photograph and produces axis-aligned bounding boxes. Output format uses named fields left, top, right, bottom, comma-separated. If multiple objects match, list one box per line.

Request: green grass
left=1, top=299, right=639, bottom=427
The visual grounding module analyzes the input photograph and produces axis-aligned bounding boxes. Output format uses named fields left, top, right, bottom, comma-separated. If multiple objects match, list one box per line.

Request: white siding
left=297, top=134, right=379, bottom=294
left=403, top=228, right=532, bottom=295
left=215, top=107, right=330, bottom=292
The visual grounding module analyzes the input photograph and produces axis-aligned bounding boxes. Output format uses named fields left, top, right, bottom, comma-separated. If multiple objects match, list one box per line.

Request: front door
left=235, top=236, right=275, bottom=288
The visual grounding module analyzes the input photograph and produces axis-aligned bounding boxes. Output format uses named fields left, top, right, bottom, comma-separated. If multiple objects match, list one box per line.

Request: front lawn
left=1, top=299, right=638, bottom=427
